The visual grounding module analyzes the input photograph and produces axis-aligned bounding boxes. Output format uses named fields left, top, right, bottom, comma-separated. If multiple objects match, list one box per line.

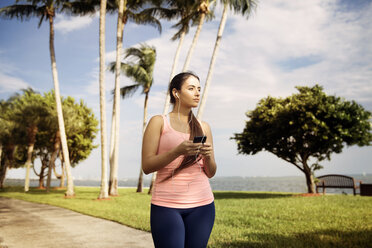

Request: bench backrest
left=316, top=174, right=355, bottom=187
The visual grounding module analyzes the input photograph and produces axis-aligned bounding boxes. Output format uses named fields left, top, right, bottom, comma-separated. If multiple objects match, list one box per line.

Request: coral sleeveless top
left=151, top=115, right=214, bottom=209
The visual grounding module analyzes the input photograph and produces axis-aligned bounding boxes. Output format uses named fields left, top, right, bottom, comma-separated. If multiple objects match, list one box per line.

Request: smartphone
left=193, top=135, right=207, bottom=144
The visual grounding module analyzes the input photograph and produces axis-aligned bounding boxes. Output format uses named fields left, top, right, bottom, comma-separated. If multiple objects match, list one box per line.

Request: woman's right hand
left=176, top=140, right=202, bottom=156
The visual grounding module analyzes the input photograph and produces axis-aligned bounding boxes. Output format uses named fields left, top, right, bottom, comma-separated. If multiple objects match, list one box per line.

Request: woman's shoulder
left=148, top=115, right=164, bottom=126
left=145, top=115, right=165, bottom=135
left=148, top=115, right=165, bottom=128
left=200, top=120, right=211, bottom=130
left=151, top=114, right=164, bottom=121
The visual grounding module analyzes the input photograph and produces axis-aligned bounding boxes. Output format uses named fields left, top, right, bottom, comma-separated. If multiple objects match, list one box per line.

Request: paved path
left=0, top=197, right=154, bottom=248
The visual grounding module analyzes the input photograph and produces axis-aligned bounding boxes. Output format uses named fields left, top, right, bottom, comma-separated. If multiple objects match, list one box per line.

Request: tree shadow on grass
left=216, top=229, right=372, bottom=248
left=213, top=191, right=294, bottom=200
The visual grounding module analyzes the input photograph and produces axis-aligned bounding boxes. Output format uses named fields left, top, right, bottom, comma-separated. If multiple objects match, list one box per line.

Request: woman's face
left=178, top=76, right=201, bottom=108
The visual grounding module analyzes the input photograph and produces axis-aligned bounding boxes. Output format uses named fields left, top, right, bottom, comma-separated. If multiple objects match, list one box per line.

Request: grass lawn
left=1, top=187, right=371, bottom=248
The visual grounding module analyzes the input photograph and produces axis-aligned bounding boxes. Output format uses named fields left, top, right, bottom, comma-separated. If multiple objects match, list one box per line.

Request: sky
left=1, top=0, right=371, bottom=181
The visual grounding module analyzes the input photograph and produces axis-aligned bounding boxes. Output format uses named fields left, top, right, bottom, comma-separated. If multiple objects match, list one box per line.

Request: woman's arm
left=141, top=115, right=202, bottom=174
left=199, top=121, right=217, bottom=178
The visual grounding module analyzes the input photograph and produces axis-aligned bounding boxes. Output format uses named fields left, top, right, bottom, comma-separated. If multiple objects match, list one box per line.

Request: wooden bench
left=315, top=174, right=360, bottom=195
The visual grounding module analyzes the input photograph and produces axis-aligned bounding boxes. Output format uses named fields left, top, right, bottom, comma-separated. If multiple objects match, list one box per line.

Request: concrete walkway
left=0, top=197, right=154, bottom=248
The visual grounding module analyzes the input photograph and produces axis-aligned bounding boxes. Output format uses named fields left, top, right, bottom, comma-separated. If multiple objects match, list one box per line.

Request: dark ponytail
left=162, top=72, right=204, bottom=181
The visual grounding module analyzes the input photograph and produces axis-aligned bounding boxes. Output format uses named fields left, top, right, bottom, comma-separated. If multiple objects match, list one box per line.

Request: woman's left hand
left=198, top=143, right=213, bottom=160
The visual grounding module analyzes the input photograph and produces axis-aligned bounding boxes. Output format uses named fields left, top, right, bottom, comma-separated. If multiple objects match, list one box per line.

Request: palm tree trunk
left=109, top=0, right=126, bottom=197
left=162, top=30, right=186, bottom=115
left=182, top=12, right=205, bottom=72
left=148, top=31, right=187, bottom=194
left=136, top=92, right=150, bottom=193
left=48, top=14, right=75, bottom=197
left=98, top=0, right=109, bottom=199
left=197, top=4, right=228, bottom=120
left=24, top=143, right=35, bottom=192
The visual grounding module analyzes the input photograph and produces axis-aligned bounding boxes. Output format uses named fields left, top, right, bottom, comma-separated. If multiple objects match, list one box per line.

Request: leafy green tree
left=0, top=97, right=28, bottom=188
left=110, top=43, right=156, bottom=193
left=233, top=85, right=372, bottom=193
left=197, top=0, right=257, bottom=119
left=10, top=89, right=50, bottom=192
left=0, top=100, right=17, bottom=188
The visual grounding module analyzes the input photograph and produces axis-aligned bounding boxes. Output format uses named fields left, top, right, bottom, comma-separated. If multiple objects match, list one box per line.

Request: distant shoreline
left=4, top=174, right=372, bottom=194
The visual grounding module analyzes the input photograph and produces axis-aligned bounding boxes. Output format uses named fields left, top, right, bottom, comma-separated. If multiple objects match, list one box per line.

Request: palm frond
left=108, top=61, right=117, bottom=73
left=61, top=0, right=99, bottom=16
left=223, top=0, right=258, bottom=18
left=121, top=63, right=150, bottom=86
left=128, top=9, right=162, bottom=33
left=139, top=7, right=182, bottom=21
left=119, top=84, right=141, bottom=98
left=0, top=4, right=44, bottom=21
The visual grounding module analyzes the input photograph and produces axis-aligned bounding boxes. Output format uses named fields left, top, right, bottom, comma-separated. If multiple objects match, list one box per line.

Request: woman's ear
left=173, top=89, right=179, bottom=98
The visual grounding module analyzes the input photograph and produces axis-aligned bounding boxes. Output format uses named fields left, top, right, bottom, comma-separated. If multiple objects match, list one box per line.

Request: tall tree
left=233, top=85, right=372, bottom=193
left=197, top=0, right=257, bottom=120
left=98, top=0, right=109, bottom=199
left=0, top=0, right=76, bottom=197
left=141, top=0, right=200, bottom=193
left=108, top=0, right=126, bottom=197
left=182, top=0, right=213, bottom=72
left=147, top=0, right=205, bottom=114
left=111, top=44, right=156, bottom=193
left=106, top=0, right=162, bottom=196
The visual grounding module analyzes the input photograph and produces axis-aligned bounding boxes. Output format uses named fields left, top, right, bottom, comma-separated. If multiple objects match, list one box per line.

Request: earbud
left=175, top=93, right=179, bottom=98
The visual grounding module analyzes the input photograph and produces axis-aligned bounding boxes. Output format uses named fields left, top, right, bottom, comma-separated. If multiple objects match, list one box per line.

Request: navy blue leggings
left=150, top=202, right=215, bottom=248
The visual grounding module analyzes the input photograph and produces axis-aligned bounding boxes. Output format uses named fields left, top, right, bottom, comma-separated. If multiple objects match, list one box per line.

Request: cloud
left=0, top=61, right=30, bottom=94
left=0, top=72, right=30, bottom=93
left=55, top=14, right=97, bottom=34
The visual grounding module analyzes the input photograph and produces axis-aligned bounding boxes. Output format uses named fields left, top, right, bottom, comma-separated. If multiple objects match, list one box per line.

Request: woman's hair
left=163, top=72, right=204, bottom=181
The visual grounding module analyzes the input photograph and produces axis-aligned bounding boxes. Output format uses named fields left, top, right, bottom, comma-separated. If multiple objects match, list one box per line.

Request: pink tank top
left=151, top=115, right=214, bottom=208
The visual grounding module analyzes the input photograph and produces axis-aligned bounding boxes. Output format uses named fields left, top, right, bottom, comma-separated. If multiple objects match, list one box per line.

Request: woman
left=142, top=72, right=217, bottom=248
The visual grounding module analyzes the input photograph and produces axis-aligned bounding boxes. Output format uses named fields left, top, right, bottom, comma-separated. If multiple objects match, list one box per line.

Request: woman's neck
left=170, top=106, right=191, bottom=121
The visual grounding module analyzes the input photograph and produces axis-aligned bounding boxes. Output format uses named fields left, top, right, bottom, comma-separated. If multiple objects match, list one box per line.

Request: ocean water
left=4, top=174, right=372, bottom=195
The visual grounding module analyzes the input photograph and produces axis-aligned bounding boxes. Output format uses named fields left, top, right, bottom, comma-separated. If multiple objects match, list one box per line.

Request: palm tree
left=108, top=0, right=126, bottom=197
left=145, top=0, right=212, bottom=193
left=110, top=44, right=156, bottom=193
left=0, top=0, right=76, bottom=197
left=98, top=0, right=109, bottom=199
left=197, top=0, right=257, bottom=119
left=106, top=0, right=162, bottom=196
left=182, top=0, right=214, bottom=72
left=154, top=0, right=214, bottom=115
